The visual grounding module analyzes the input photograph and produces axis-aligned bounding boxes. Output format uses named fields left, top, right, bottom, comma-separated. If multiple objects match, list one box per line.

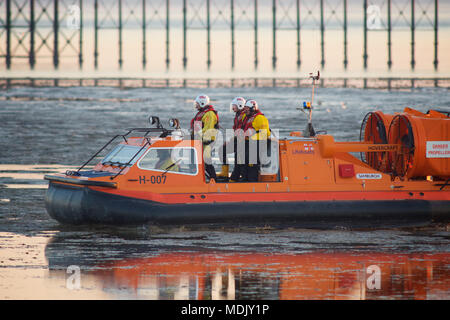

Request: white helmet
left=194, top=94, right=210, bottom=109
left=244, top=99, right=259, bottom=112
left=229, top=96, right=246, bottom=112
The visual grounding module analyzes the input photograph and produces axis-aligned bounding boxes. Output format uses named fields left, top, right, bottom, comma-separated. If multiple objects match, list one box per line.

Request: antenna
left=302, top=71, right=320, bottom=137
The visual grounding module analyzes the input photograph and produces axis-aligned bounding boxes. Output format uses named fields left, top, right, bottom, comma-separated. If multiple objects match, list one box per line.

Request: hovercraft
left=44, top=107, right=450, bottom=228
left=44, top=82, right=450, bottom=229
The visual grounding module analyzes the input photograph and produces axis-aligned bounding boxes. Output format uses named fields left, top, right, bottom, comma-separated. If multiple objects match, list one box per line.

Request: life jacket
left=243, top=110, right=263, bottom=132
left=233, top=110, right=246, bottom=131
left=190, top=105, right=219, bottom=130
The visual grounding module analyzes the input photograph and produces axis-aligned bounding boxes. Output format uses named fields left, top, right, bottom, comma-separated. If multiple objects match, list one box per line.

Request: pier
left=0, top=0, right=441, bottom=71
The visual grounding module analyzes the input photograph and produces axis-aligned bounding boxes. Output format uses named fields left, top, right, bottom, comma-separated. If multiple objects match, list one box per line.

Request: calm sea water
left=0, top=85, right=449, bottom=299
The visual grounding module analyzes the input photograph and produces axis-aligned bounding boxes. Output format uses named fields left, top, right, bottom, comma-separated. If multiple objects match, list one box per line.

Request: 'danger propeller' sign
left=426, top=141, right=450, bottom=158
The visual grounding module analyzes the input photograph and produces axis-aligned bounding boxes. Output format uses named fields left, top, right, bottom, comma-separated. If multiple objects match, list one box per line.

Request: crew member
left=217, top=96, right=247, bottom=181
left=190, top=94, right=219, bottom=180
left=242, top=99, right=271, bottom=182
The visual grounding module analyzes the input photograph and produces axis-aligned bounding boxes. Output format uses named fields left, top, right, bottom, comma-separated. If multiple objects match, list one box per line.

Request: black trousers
left=222, top=138, right=270, bottom=182
left=205, top=164, right=216, bottom=180
left=228, top=137, right=246, bottom=181
left=243, top=164, right=260, bottom=182
left=203, top=142, right=216, bottom=180
left=242, top=139, right=266, bottom=182
left=230, top=164, right=247, bottom=181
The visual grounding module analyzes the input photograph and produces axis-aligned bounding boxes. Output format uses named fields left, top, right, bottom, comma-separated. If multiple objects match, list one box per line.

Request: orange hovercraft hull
left=44, top=109, right=450, bottom=228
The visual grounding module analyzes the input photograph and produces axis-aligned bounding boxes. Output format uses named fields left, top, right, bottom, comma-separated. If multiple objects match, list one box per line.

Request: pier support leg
left=166, top=0, right=170, bottom=69
left=320, top=0, right=325, bottom=68
left=343, top=0, right=347, bottom=69
left=254, top=0, right=258, bottom=70
left=433, top=0, right=438, bottom=70
left=142, top=0, right=146, bottom=69
left=363, top=0, right=368, bottom=69
left=183, top=0, right=187, bottom=69
left=411, top=0, right=415, bottom=70
left=296, top=0, right=300, bottom=69
left=30, top=0, right=35, bottom=69
left=231, top=0, right=235, bottom=70
left=118, top=0, right=123, bottom=69
left=387, top=0, right=392, bottom=69
left=5, top=0, right=11, bottom=69
left=207, top=0, right=211, bottom=69
left=272, top=0, right=276, bottom=70
left=94, top=0, right=98, bottom=69
left=53, top=0, right=59, bottom=69
left=79, top=0, right=83, bottom=69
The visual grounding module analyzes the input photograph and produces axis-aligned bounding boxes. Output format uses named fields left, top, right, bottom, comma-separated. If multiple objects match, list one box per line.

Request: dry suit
left=242, top=110, right=271, bottom=182
left=191, top=105, right=219, bottom=180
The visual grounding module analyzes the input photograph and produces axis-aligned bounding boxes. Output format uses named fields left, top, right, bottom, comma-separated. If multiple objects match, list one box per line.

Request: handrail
left=427, top=109, right=450, bottom=117
left=76, top=131, right=132, bottom=173
left=126, top=128, right=173, bottom=137
left=45, top=175, right=117, bottom=188
left=110, top=138, right=152, bottom=180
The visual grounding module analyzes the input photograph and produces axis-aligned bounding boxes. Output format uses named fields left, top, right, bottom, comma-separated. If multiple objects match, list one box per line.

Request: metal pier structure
left=0, top=0, right=441, bottom=71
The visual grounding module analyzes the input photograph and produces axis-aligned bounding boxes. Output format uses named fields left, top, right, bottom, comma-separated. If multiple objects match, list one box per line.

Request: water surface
left=0, top=85, right=449, bottom=299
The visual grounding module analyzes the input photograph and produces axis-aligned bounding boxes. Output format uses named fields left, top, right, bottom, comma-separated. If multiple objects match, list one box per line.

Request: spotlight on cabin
left=169, top=118, right=180, bottom=129
left=149, top=116, right=162, bottom=128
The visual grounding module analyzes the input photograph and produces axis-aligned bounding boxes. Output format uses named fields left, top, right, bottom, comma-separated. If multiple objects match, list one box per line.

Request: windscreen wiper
left=110, top=140, right=151, bottom=180
left=116, top=162, right=131, bottom=168
left=102, top=161, right=130, bottom=168
left=162, top=159, right=182, bottom=176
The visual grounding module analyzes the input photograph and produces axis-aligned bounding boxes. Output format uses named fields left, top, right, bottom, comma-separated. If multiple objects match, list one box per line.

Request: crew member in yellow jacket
left=242, top=99, right=270, bottom=182
left=190, top=94, right=219, bottom=180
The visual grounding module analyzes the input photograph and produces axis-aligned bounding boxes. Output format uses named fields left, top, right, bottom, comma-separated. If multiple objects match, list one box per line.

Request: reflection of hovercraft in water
left=47, top=249, right=450, bottom=300
left=44, top=85, right=450, bottom=228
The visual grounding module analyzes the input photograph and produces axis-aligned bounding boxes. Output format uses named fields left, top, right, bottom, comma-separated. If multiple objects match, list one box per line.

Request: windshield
left=102, top=144, right=147, bottom=167
left=138, top=147, right=198, bottom=175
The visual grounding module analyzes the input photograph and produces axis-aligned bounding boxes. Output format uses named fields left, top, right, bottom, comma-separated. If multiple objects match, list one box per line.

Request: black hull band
left=45, top=182, right=450, bottom=228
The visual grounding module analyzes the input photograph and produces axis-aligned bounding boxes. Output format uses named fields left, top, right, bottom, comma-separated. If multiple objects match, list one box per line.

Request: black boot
left=205, top=164, right=217, bottom=181
left=247, top=164, right=260, bottom=182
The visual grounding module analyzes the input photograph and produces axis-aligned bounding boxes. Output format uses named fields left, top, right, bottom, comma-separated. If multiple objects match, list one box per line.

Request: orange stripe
left=91, top=187, right=450, bottom=204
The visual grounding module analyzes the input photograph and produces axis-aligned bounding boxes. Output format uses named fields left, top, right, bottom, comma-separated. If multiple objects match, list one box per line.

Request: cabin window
left=138, top=147, right=198, bottom=175
left=102, top=144, right=146, bottom=167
